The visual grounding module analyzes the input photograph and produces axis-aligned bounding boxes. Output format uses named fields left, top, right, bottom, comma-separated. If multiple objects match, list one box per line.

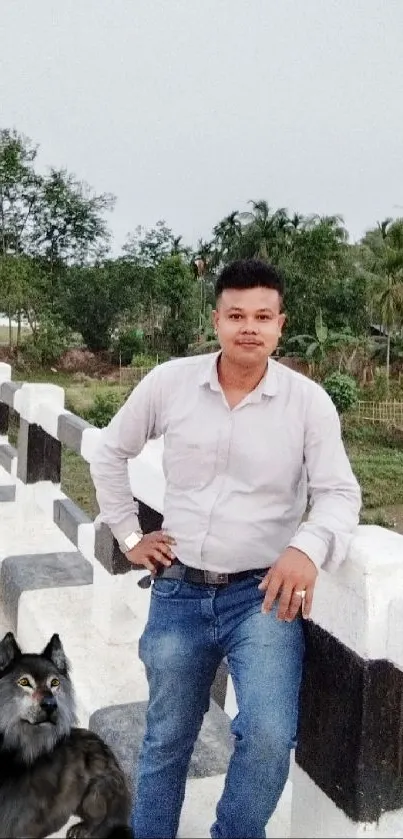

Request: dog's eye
left=18, top=677, right=31, bottom=687
left=50, top=678, right=60, bottom=688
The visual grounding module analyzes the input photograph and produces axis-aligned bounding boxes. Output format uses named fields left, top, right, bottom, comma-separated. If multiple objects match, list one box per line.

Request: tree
left=123, top=220, right=177, bottom=267
left=192, top=239, right=216, bottom=337
left=0, top=129, right=42, bottom=343
left=156, top=256, right=197, bottom=355
left=0, top=129, right=41, bottom=256
left=212, top=211, right=242, bottom=262
left=0, top=254, right=51, bottom=346
left=56, top=261, right=131, bottom=352
left=0, top=128, right=114, bottom=349
left=237, top=200, right=291, bottom=262
left=31, top=168, right=114, bottom=268
left=122, top=221, right=182, bottom=345
left=360, top=218, right=403, bottom=388
left=281, top=214, right=353, bottom=338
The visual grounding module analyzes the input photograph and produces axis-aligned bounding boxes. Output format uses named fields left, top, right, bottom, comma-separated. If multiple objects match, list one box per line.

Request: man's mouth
left=235, top=340, right=262, bottom=347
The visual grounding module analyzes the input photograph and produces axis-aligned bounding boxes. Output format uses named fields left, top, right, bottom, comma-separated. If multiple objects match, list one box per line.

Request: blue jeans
left=132, top=574, right=304, bottom=838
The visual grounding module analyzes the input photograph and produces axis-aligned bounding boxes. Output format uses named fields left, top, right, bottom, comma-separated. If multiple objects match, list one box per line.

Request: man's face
left=213, top=286, right=285, bottom=368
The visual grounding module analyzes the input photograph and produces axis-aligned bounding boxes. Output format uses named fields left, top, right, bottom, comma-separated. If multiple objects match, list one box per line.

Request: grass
left=61, top=448, right=98, bottom=519
left=0, top=325, right=30, bottom=344
left=343, top=417, right=403, bottom=531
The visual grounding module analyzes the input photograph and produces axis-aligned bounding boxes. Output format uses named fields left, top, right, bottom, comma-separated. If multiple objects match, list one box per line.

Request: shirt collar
left=198, top=352, right=278, bottom=399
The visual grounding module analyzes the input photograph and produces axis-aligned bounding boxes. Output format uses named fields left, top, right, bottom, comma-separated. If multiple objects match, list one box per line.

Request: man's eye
left=18, top=677, right=31, bottom=687
left=50, top=678, right=60, bottom=688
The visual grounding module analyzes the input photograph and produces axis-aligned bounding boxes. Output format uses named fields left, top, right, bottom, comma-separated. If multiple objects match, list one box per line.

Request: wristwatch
left=119, top=529, right=143, bottom=553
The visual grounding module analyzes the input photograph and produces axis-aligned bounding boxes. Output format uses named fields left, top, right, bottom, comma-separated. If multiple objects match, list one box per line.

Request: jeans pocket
left=152, top=578, right=183, bottom=598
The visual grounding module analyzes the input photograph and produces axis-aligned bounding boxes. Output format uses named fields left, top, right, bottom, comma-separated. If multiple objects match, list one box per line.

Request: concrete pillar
left=0, top=363, right=12, bottom=442
left=291, top=524, right=403, bottom=838
left=15, top=383, right=65, bottom=486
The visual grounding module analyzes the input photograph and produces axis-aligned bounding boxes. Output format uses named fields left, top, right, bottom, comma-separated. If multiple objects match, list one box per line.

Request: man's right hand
left=125, top=530, right=176, bottom=575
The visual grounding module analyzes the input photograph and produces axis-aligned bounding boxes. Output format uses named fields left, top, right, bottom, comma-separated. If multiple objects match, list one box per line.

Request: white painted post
left=14, top=383, right=66, bottom=516
left=0, top=362, right=11, bottom=383
left=290, top=525, right=403, bottom=838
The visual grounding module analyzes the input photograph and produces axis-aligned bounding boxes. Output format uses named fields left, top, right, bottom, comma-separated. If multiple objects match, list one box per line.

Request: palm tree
left=193, top=239, right=215, bottom=337
left=238, top=200, right=291, bottom=262
left=212, top=211, right=242, bottom=262
left=361, top=218, right=403, bottom=389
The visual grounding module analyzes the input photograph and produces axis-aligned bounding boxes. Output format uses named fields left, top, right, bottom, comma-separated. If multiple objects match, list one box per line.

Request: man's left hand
left=258, top=547, right=318, bottom=621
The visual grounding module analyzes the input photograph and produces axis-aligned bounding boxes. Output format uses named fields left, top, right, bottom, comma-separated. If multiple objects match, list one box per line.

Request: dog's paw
left=66, top=823, right=90, bottom=839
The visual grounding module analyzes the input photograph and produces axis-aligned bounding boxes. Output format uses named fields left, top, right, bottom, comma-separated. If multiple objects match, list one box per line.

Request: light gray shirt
left=90, top=352, right=361, bottom=574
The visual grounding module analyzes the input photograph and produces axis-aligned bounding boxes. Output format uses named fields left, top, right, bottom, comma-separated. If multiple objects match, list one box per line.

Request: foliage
left=131, top=352, right=159, bottom=367
left=20, top=317, right=70, bottom=366
left=0, top=128, right=113, bottom=269
left=2, top=124, right=403, bottom=390
left=156, top=256, right=198, bottom=355
left=111, top=327, right=145, bottom=365
left=55, top=262, right=133, bottom=352
left=360, top=218, right=403, bottom=386
left=84, top=390, right=124, bottom=428
left=322, top=372, right=359, bottom=414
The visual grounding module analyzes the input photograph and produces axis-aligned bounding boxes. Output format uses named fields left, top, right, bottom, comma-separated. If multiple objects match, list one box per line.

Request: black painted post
left=0, top=402, right=8, bottom=436
left=290, top=528, right=403, bottom=837
left=17, top=418, right=61, bottom=484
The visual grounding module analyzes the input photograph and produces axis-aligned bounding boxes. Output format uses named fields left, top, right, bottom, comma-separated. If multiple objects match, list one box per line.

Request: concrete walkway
left=0, top=463, right=291, bottom=838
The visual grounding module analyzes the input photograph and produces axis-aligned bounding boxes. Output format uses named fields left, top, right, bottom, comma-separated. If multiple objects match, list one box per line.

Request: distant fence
left=353, top=400, right=403, bottom=429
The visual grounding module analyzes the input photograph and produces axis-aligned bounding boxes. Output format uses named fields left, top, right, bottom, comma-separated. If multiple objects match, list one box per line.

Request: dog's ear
left=42, top=634, right=70, bottom=676
left=0, top=632, right=22, bottom=673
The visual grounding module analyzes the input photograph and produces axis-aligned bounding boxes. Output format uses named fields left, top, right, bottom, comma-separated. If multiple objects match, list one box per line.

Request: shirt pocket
left=163, top=435, right=218, bottom=490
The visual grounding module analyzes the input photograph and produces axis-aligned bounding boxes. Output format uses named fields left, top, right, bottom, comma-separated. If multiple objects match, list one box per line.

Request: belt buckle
left=204, top=570, right=229, bottom=585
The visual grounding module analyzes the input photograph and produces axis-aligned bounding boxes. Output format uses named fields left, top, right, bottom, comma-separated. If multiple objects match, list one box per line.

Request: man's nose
left=240, top=320, right=258, bottom=332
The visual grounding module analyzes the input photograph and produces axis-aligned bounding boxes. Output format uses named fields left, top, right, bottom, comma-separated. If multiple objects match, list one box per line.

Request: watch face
left=125, top=532, right=141, bottom=551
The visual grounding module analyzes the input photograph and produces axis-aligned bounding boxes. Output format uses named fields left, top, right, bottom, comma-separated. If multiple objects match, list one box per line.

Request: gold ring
left=295, top=589, right=306, bottom=598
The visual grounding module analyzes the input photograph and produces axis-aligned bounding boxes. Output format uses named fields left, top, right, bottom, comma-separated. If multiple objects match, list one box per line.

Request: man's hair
left=215, top=259, right=285, bottom=303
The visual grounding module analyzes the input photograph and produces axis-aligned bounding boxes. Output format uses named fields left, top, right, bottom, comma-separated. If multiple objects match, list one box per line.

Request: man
left=90, top=259, right=361, bottom=839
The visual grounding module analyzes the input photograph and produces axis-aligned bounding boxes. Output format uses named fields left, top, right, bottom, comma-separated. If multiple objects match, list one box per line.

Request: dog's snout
left=40, top=694, right=57, bottom=712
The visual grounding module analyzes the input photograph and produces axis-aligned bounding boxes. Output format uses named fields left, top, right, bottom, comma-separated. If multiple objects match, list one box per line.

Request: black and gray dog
left=0, top=632, right=132, bottom=839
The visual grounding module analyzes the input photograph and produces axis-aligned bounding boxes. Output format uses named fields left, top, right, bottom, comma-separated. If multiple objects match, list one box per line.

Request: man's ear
left=0, top=632, right=22, bottom=673
left=278, top=313, right=286, bottom=335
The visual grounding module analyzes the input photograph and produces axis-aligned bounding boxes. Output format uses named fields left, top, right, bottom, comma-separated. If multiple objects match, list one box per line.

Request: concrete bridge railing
left=1, top=360, right=403, bottom=838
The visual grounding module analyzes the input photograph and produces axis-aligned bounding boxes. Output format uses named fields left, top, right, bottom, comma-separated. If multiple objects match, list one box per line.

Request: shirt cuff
left=288, top=529, right=330, bottom=571
left=94, top=513, right=142, bottom=548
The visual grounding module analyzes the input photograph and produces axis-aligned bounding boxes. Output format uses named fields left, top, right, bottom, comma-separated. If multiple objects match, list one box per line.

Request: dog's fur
left=0, top=632, right=132, bottom=839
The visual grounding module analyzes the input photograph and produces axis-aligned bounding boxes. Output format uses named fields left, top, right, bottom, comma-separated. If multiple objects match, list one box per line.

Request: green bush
left=131, top=352, right=159, bottom=368
left=323, top=372, right=358, bottom=415
left=111, top=328, right=144, bottom=366
left=20, top=319, right=70, bottom=367
left=84, top=390, right=124, bottom=428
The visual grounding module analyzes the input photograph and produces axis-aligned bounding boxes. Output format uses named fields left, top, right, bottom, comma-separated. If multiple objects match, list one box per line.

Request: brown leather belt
left=138, top=559, right=269, bottom=589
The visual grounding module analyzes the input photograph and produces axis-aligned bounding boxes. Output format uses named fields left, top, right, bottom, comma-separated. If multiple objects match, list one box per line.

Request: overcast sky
left=1, top=0, right=402, bottom=253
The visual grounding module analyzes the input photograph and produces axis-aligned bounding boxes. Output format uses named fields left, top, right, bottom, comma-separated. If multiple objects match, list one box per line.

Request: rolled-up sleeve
left=288, top=398, right=361, bottom=572
left=90, top=367, right=162, bottom=545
